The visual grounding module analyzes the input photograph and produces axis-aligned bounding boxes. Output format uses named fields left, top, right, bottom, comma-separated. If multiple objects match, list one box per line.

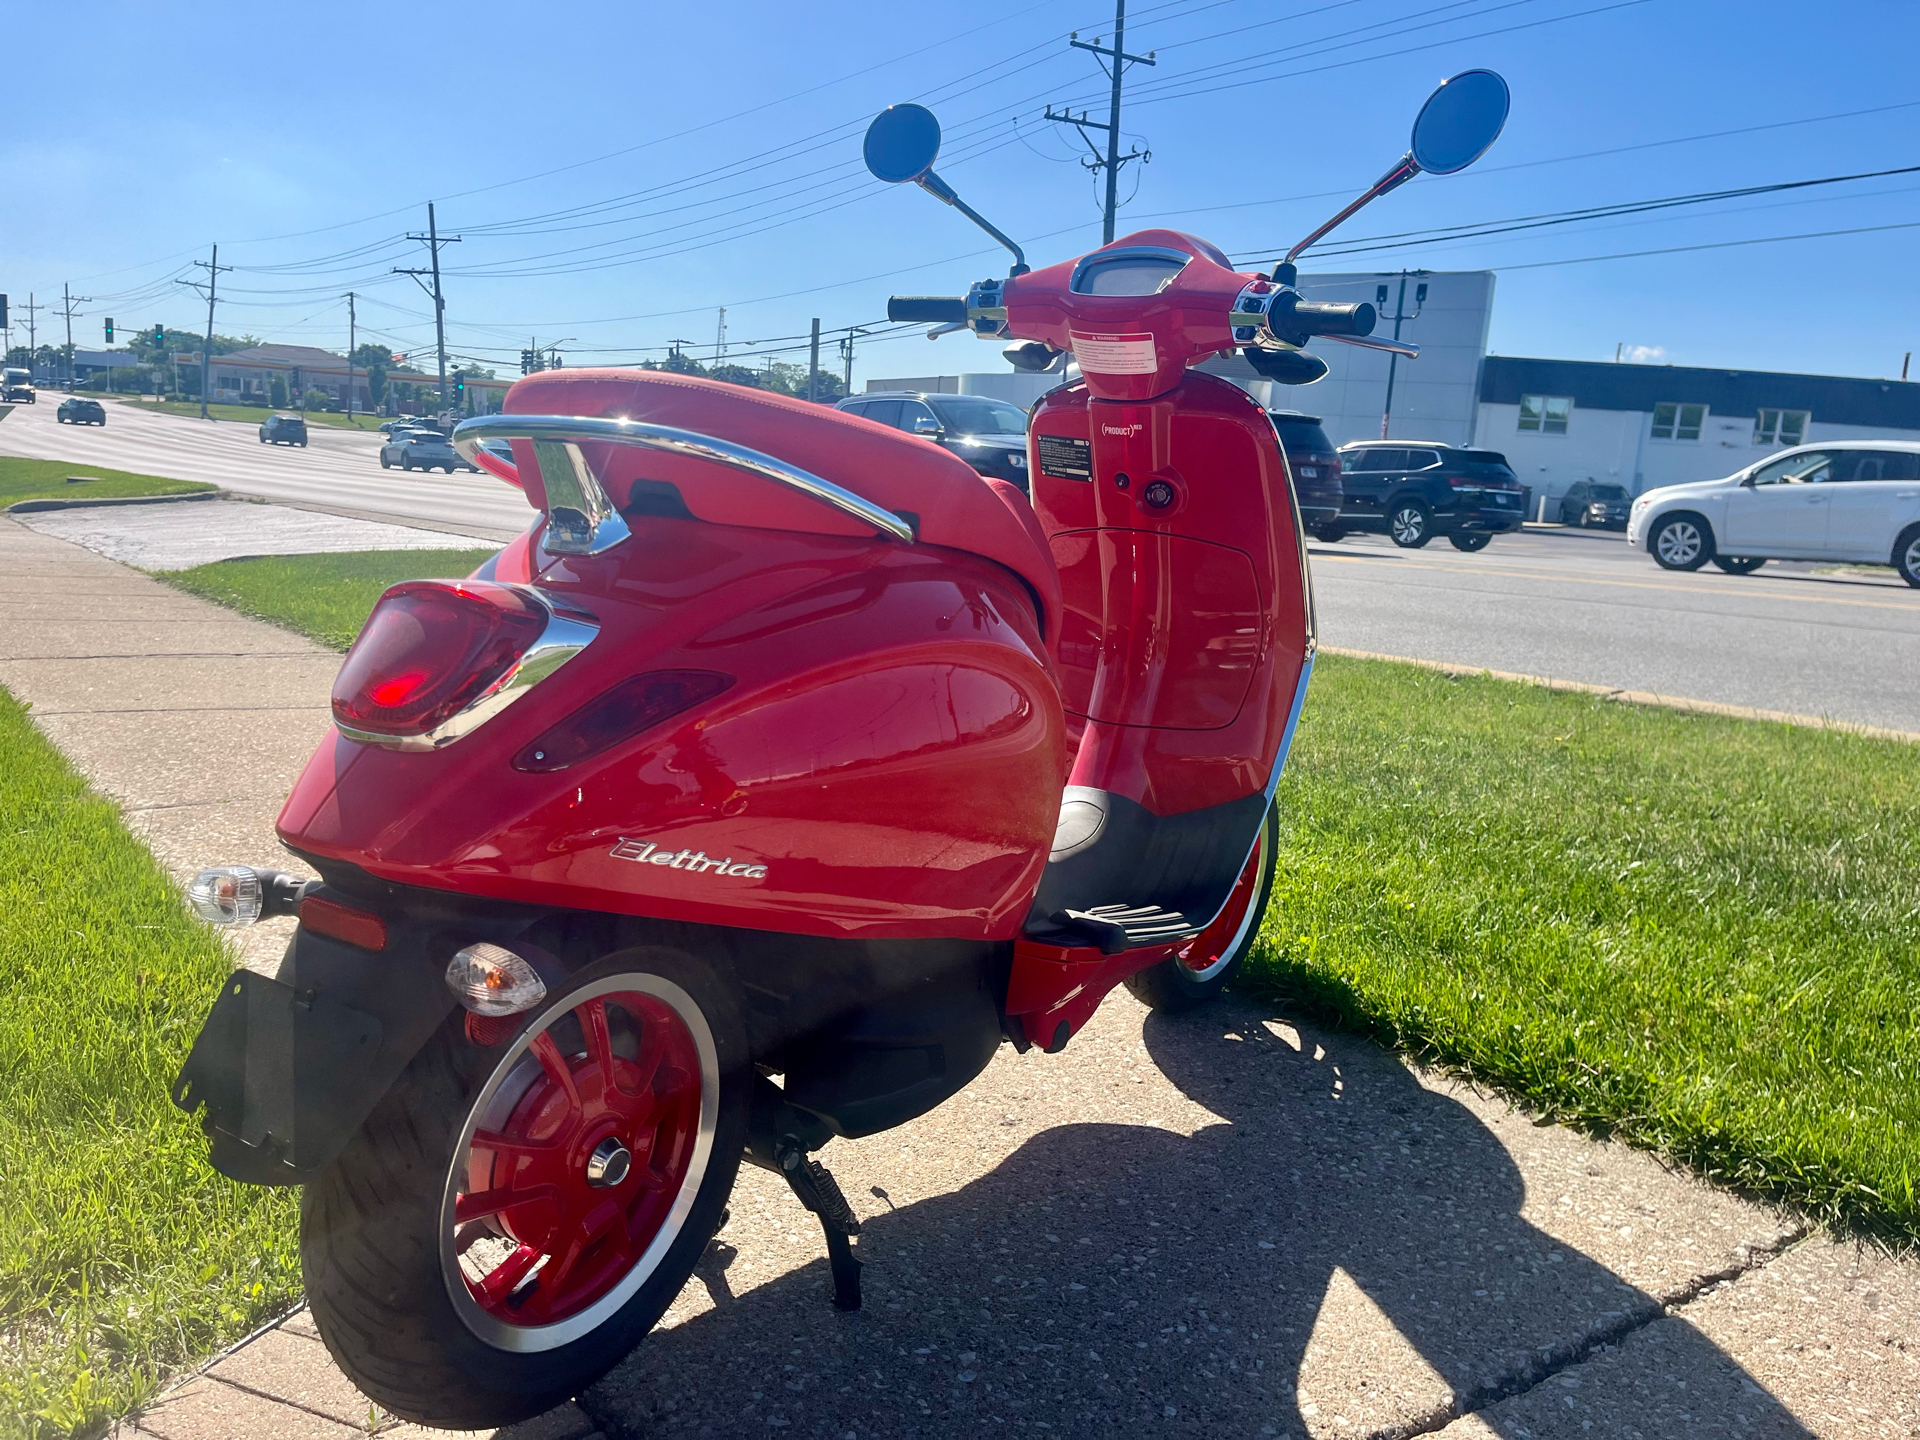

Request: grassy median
left=165, top=548, right=498, bottom=649
left=0, top=457, right=214, bottom=509
left=0, top=690, right=301, bottom=1439
left=1251, top=653, right=1920, bottom=1242
left=116, top=397, right=388, bottom=431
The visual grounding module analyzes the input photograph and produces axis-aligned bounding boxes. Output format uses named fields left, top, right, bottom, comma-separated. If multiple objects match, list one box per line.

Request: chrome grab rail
left=451, top=413, right=916, bottom=552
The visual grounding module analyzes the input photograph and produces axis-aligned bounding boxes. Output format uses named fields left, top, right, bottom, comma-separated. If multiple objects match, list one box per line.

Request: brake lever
left=1321, top=333, right=1420, bottom=359
left=926, top=322, right=967, bottom=340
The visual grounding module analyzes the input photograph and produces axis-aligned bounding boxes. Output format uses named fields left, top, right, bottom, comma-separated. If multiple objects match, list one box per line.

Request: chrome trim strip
left=336, top=587, right=598, bottom=753
left=451, top=414, right=915, bottom=543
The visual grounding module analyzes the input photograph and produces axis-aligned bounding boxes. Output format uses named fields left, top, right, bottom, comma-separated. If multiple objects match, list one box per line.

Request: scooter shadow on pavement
left=585, top=997, right=1811, bottom=1438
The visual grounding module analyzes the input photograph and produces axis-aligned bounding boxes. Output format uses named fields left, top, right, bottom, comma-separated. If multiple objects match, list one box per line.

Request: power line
left=393, top=205, right=460, bottom=412
left=1493, top=219, right=1920, bottom=272
left=1045, top=0, right=1157, bottom=243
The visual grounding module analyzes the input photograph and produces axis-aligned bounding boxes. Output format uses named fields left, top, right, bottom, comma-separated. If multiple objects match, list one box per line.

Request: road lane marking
left=1313, top=552, right=1920, bottom=613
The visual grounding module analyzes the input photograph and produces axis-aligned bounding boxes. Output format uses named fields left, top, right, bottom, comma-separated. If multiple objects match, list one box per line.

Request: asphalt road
left=1309, top=526, right=1920, bottom=735
left=0, top=397, right=531, bottom=536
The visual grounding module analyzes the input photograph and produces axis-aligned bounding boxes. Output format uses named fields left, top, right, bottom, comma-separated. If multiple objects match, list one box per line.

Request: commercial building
left=1475, top=357, right=1920, bottom=504
left=208, top=345, right=370, bottom=409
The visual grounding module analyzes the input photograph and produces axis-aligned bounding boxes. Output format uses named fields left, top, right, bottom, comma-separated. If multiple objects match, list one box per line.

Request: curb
left=8, top=490, right=223, bottom=514
left=1318, top=645, right=1920, bottom=744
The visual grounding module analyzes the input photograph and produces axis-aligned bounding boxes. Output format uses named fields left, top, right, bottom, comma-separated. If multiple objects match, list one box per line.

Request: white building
left=1475, top=357, right=1920, bottom=504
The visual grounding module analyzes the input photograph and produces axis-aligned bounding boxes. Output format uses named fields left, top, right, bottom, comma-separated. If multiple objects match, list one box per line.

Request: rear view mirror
left=863, top=104, right=943, bottom=185
left=1409, top=68, right=1511, bottom=175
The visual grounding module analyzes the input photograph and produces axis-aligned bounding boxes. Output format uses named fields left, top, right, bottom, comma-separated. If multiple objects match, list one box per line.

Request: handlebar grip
left=888, top=296, right=970, bottom=324
left=1289, top=300, right=1376, bottom=338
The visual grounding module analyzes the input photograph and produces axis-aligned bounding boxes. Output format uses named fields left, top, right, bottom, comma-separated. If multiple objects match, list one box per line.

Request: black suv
left=56, top=396, right=106, bottom=426
left=1556, top=480, right=1630, bottom=529
left=1327, top=441, right=1525, bottom=551
left=835, top=390, right=1031, bottom=491
left=259, top=413, right=309, bottom=446
left=1268, top=411, right=1342, bottom=533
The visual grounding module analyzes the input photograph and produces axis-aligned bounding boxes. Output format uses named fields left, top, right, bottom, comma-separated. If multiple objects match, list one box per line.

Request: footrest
left=1026, top=903, right=1202, bottom=954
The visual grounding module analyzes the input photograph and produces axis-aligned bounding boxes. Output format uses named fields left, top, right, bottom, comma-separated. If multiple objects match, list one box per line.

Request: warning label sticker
left=1069, top=331, right=1158, bottom=375
left=1036, top=433, right=1093, bottom=481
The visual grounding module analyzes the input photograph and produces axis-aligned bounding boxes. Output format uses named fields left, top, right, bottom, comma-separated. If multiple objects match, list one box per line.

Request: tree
left=350, top=343, right=393, bottom=369
left=269, top=374, right=289, bottom=409
left=707, top=364, right=765, bottom=390
left=366, top=361, right=388, bottom=406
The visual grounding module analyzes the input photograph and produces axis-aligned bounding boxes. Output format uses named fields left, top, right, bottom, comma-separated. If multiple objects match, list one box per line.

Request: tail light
left=332, top=581, right=595, bottom=749
left=298, top=894, right=388, bottom=951
left=513, top=670, right=734, bottom=773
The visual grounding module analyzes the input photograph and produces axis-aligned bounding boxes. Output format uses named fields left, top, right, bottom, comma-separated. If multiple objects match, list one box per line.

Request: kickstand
left=773, top=1135, right=863, bottom=1311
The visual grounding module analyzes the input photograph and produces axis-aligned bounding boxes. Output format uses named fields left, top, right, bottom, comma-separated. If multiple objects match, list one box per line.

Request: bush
left=268, top=374, right=288, bottom=408
left=302, top=387, right=333, bottom=412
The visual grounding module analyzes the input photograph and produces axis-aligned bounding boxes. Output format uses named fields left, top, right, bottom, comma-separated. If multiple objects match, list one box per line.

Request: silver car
left=379, top=429, right=477, bottom=474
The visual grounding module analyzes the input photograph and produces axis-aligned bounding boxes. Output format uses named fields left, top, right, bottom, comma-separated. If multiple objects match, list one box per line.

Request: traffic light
left=104, top=318, right=114, bottom=343
left=154, top=324, right=165, bottom=347
left=1, top=294, right=8, bottom=330
left=519, top=349, right=535, bottom=375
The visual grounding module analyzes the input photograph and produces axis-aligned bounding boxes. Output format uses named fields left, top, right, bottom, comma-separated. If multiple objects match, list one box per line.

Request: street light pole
left=1376, top=270, right=1429, bottom=440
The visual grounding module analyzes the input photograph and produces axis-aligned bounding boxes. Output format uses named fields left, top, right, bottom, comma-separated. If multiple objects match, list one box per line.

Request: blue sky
left=4, top=0, right=1916, bottom=384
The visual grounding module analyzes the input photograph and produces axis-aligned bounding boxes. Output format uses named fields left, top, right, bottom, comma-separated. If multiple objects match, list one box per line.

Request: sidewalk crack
left=1381, top=1224, right=1810, bottom=1438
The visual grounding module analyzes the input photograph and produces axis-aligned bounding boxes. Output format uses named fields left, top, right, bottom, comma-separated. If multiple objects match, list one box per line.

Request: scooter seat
left=504, top=369, right=1062, bottom=640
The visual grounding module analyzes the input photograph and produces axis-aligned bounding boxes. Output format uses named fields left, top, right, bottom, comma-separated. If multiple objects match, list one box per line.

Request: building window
left=1753, top=408, right=1809, bottom=447
left=1651, top=401, right=1706, bottom=441
left=1518, top=394, right=1571, bottom=434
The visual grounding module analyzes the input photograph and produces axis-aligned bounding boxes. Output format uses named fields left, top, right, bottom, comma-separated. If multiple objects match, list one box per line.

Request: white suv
left=1627, top=442, right=1920, bottom=587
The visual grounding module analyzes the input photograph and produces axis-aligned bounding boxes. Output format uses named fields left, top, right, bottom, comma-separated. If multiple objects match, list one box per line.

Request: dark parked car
left=380, top=429, right=478, bottom=473
left=835, top=390, right=1031, bottom=491
left=259, top=413, right=308, bottom=446
left=1556, top=480, right=1631, bottom=529
left=1328, top=441, right=1526, bottom=551
left=56, top=396, right=106, bottom=426
left=1268, top=411, right=1342, bottom=533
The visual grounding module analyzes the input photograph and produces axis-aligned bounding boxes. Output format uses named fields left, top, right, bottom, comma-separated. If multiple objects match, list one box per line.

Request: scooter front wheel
left=300, top=946, right=750, bottom=1429
left=1125, top=800, right=1278, bottom=1013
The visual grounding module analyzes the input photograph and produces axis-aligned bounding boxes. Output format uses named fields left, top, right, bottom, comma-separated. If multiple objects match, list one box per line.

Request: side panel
left=281, top=522, right=1069, bottom=941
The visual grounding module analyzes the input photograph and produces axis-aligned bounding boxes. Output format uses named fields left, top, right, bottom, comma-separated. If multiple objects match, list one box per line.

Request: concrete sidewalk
left=1, top=515, right=1914, bottom=1439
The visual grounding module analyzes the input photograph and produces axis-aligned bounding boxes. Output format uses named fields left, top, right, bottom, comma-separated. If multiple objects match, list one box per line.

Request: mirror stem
left=1280, top=152, right=1422, bottom=271
left=916, top=170, right=1030, bottom=276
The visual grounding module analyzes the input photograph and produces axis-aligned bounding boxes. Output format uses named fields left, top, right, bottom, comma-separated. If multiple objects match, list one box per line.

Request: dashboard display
left=1071, top=253, right=1189, bottom=296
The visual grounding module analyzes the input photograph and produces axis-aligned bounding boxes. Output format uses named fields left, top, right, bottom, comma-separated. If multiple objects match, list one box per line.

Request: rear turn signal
left=332, top=581, right=549, bottom=739
left=445, top=942, right=547, bottom=1016
left=188, top=867, right=264, bottom=926
left=513, top=670, right=734, bottom=773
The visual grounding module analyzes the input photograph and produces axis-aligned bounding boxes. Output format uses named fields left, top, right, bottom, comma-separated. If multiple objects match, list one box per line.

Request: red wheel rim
left=1176, top=820, right=1270, bottom=978
left=446, top=981, right=710, bottom=1343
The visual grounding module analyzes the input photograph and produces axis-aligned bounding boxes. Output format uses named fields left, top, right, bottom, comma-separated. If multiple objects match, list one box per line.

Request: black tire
left=401, top=457, right=414, bottom=471
left=1895, top=524, right=1920, bottom=589
left=380, top=454, right=391, bottom=469
left=1712, top=556, right=1766, bottom=575
left=1126, top=801, right=1278, bottom=1013
left=1448, top=532, right=1492, bottom=552
left=301, top=945, right=751, bottom=1429
left=1312, top=525, right=1346, bottom=543
left=1387, top=499, right=1433, bottom=549
left=1650, top=512, right=1713, bottom=571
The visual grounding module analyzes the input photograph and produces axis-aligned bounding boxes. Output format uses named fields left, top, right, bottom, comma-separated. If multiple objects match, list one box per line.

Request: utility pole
left=18, top=293, right=42, bottom=372
left=344, top=291, right=357, bottom=423
left=178, top=246, right=232, bottom=418
left=807, top=318, right=821, bottom=402
left=714, top=306, right=727, bottom=365
left=57, top=283, right=93, bottom=390
left=1045, top=1, right=1156, bottom=244
left=1374, top=270, right=1428, bottom=439
left=839, top=327, right=864, bottom=397
left=394, top=203, right=460, bottom=414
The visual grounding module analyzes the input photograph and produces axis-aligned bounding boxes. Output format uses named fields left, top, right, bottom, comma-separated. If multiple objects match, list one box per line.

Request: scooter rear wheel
left=1124, top=800, right=1278, bottom=1013
left=300, top=946, right=750, bottom=1429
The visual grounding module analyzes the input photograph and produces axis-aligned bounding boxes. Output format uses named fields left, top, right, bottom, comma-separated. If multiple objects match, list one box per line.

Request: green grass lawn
left=115, top=397, right=389, bottom=431
left=164, top=548, right=498, bottom=650
left=1251, top=654, right=1920, bottom=1242
left=0, top=690, right=301, bottom=1439
left=0, top=457, right=214, bottom=509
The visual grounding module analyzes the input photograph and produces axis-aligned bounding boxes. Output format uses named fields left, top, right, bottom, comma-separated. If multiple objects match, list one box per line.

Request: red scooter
left=173, top=72, right=1507, bottom=1428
